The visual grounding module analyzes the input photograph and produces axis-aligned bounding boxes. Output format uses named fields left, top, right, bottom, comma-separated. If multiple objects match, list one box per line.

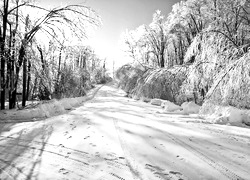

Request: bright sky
left=38, top=0, right=181, bottom=69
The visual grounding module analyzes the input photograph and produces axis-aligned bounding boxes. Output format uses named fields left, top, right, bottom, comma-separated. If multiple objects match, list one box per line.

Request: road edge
left=0, top=85, right=104, bottom=123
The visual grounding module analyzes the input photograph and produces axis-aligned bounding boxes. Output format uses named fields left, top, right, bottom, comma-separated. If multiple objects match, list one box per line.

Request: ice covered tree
left=144, top=10, right=168, bottom=68
left=121, top=11, right=168, bottom=68
left=0, top=0, right=100, bottom=109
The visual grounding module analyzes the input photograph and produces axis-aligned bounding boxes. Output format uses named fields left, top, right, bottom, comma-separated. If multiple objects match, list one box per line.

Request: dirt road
left=0, top=85, right=250, bottom=180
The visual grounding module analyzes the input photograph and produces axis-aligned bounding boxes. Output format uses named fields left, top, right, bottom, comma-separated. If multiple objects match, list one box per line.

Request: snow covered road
left=0, top=85, right=250, bottom=180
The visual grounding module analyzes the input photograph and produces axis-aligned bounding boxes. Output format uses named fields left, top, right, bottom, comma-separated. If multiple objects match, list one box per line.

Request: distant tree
left=144, top=10, right=167, bottom=68
left=121, top=11, right=168, bottom=68
left=121, top=26, right=148, bottom=66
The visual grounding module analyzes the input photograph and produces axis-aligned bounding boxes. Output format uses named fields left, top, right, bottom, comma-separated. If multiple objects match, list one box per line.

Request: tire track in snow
left=0, top=158, right=25, bottom=180
left=114, top=119, right=188, bottom=180
left=163, top=131, right=245, bottom=180
left=0, top=138, right=93, bottom=179
left=0, top=135, right=90, bottom=164
left=0, top=148, right=93, bottom=179
left=196, top=125, right=250, bottom=145
left=113, top=119, right=146, bottom=180
left=0, top=133, right=103, bottom=180
left=0, top=134, right=134, bottom=180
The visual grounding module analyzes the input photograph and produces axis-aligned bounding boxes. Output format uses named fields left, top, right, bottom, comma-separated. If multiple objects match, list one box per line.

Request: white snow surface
left=152, top=98, right=249, bottom=126
left=0, top=84, right=250, bottom=180
left=201, top=102, right=250, bottom=126
left=181, top=101, right=201, bottom=114
left=243, top=110, right=250, bottom=126
left=161, top=100, right=182, bottom=112
left=157, top=100, right=200, bottom=116
left=0, top=85, right=102, bottom=122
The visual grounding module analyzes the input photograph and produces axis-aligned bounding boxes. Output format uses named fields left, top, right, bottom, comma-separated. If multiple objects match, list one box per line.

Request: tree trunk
left=159, top=31, right=165, bottom=68
left=173, top=41, right=178, bottom=66
left=160, top=54, right=164, bottom=68
left=9, top=55, right=15, bottom=109
left=160, top=41, right=165, bottom=68
left=0, top=0, right=9, bottom=110
left=9, top=0, right=19, bottom=109
left=21, top=15, right=32, bottom=107
left=57, top=46, right=63, bottom=81
left=26, top=60, right=31, bottom=100
left=0, top=29, right=2, bottom=109
left=82, top=56, right=86, bottom=69
left=6, top=25, right=11, bottom=96
left=7, top=23, right=16, bottom=109
left=37, top=45, right=51, bottom=100
left=12, top=43, right=25, bottom=108
left=37, top=46, right=45, bottom=70
left=22, top=55, right=27, bottom=107
left=32, top=75, right=37, bottom=100
left=7, top=51, right=11, bottom=109
left=54, top=45, right=63, bottom=98
left=14, top=41, right=26, bottom=107
left=0, top=43, right=6, bottom=110
left=179, top=38, right=184, bottom=65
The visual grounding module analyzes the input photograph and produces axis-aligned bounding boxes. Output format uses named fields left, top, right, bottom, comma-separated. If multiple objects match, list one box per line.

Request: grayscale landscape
left=1, top=0, right=250, bottom=179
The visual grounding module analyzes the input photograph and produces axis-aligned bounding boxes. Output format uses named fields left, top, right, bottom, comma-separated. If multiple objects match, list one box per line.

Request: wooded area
left=118, top=0, right=250, bottom=109
left=1, top=0, right=250, bottom=112
left=0, top=0, right=110, bottom=110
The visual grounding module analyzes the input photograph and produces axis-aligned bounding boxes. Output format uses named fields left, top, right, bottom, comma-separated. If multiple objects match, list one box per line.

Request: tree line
left=0, top=0, right=105, bottom=110
left=120, top=0, right=250, bottom=108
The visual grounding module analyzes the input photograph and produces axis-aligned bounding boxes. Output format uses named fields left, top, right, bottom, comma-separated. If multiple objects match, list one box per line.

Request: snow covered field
left=0, top=85, right=250, bottom=179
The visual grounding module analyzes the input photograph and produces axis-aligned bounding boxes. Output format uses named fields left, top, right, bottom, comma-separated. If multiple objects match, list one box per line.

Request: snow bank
left=242, top=110, right=250, bottom=126
left=208, top=107, right=245, bottom=125
left=162, top=100, right=182, bottom=112
left=132, top=95, right=140, bottom=101
left=151, top=99, right=201, bottom=115
left=182, top=101, right=201, bottom=114
left=150, top=99, right=162, bottom=106
left=221, top=107, right=244, bottom=124
left=141, top=97, right=151, bottom=103
left=59, top=99, right=73, bottom=110
left=0, top=85, right=102, bottom=122
left=39, top=100, right=65, bottom=117
left=200, top=101, right=250, bottom=125
left=0, top=108, right=45, bottom=121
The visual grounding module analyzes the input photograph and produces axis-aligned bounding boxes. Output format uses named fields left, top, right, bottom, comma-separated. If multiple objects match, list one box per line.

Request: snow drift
left=181, top=101, right=200, bottom=114
left=200, top=100, right=250, bottom=125
left=162, top=100, right=183, bottom=112
left=0, top=85, right=102, bottom=122
left=150, top=99, right=162, bottom=106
